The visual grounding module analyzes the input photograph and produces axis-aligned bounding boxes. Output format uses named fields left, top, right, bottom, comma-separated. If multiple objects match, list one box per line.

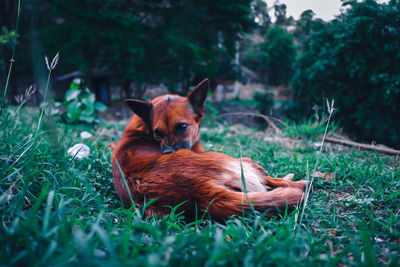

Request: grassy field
left=0, top=106, right=399, bottom=266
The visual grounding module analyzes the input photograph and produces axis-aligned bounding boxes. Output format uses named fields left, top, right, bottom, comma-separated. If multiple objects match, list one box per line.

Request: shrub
left=254, top=91, right=274, bottom=115
left=56, top=78, right=107, bottom=123
left=262, top=27, right=296, bottom=86
left=290, top=0, right=400, bottom=148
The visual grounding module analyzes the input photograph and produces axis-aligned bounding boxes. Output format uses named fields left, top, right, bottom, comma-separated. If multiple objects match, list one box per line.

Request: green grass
left=1, top=107, right=399, bottom=266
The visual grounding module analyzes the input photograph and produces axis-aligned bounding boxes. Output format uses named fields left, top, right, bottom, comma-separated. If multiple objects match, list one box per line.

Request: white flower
left=80, top=131, right=93, bottom=139
left=67, top=143, right=90, bottom=159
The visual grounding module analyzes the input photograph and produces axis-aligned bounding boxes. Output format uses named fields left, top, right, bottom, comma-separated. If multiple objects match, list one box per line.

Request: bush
left=262, top=27, right=296, bottom=86
left=254, top=91, right=274, bottom=115
left=290, top=0, right=400, bottom=148
left=56, top=78, right=107, bottom=123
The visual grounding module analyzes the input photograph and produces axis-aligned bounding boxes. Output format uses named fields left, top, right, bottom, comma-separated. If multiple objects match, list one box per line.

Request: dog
left=112, top=79, right=307, bottom=220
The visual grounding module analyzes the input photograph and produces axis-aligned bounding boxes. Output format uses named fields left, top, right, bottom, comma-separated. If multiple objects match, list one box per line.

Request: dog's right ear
left=125, top=99, right=153, bottom=127
left=187, top=78, right=209, bottom=116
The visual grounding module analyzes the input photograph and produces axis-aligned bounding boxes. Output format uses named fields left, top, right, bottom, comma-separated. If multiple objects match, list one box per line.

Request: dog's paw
left=282, top=173, right=295, bottom=181
left=294, top=180, right=310, bottom=191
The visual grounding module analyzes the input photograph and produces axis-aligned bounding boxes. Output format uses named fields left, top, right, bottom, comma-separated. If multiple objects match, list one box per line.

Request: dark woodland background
left=1, top=0, right=400, bottom=148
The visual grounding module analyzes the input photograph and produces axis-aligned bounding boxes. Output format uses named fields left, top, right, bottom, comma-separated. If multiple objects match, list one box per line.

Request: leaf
left=82, top=103, right=95, bottom=116
left=79, top=113, right=95, bottom=123
left=81, top=93, right=95, bottom=107
left=94, top=102, right=107, bottom=112
left=65, top=89, right=80, bottom=102
left=66, top=101, right=82, bottom=121
left=81, top=93, right=95, bottom=116
left=70, top=79, right=81, bottom=90
left=388, top=189, right=400, bottom=199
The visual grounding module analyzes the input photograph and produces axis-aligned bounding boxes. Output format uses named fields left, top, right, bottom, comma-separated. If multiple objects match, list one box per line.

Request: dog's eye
left=154, top=129, right=163, bottom=140
left=175, top=123, right=188, bottom=134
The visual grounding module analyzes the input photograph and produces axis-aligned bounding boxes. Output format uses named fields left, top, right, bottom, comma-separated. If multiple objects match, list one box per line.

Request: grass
left=1, top=106, right=399, bottom=266
left=1, top=0, right=21, bottom=114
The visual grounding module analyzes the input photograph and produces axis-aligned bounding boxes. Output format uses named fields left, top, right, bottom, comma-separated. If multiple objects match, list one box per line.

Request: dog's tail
left=200, top=184, right=305, bottom=219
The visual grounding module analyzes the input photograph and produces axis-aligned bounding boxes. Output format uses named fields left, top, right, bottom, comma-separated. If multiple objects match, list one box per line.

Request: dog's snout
left=162, top=148, right=176, bottom=154
left=161, top=146, right=176, bottom=154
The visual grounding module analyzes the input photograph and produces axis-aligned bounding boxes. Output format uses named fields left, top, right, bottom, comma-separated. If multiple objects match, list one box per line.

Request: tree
left=293, top=10, right=326, bottom=46
left=157, top=0, right=254, bottom=93
left=239, top=0, right=272, bottom=79
left=37, top=0, right=151, bottom=99
left=291, top=0, right=400, bottom=148
left=251, top=0, right=271, bottom=34
left=261, top=27, right=296, bottom=86
left=30, top=0, right=255, bottom=98
left=274, top=3, right=287, bottom=27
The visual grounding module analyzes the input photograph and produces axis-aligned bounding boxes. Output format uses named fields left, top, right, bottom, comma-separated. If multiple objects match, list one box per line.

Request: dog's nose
left=161, top=147, right=176, bottom=154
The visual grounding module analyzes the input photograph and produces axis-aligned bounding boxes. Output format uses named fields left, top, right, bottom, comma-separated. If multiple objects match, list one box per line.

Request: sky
left=265, top=0, right=391, bottom=21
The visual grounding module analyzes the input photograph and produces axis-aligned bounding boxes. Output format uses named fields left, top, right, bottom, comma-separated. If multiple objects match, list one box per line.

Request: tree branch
left=315, top=135, right=400, bottom=156
left=218, top=112, right=282, bottom=134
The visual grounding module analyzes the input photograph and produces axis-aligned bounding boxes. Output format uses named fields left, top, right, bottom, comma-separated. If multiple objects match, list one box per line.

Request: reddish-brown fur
left=112, top=79, right=307, bottom=220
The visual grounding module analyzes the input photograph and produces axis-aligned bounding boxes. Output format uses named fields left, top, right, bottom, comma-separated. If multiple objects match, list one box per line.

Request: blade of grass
left=0, top=0, right=22, bottom=115
left=42, top=189, right=55, bottom=234
left=239, top=150, right=255, bottom=215
left=115, top=158, right=135, bottom=207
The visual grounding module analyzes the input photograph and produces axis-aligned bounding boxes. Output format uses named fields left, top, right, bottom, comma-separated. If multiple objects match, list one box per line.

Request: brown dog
left=112, top=79, right=307, bottom=220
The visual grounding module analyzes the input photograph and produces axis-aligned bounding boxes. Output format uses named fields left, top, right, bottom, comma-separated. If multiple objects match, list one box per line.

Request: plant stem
left=314, top=113, right=333, bottom=170
left=1, top=0, right=22, bottom=115
left=35, top=70, right=52, bottom=135
left=296, top=105, right=335, bottom=230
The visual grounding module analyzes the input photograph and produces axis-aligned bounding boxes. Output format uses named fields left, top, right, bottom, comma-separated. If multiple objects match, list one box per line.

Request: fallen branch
left=218, top=112, right=282, bottom=134
left=315, top=135, right=400, bottom=156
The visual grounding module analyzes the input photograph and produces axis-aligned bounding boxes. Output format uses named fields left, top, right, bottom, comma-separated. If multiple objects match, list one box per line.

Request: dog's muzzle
left=161, top=141, right=191, bottom=154
left=161, top=146, right=176, bottom=154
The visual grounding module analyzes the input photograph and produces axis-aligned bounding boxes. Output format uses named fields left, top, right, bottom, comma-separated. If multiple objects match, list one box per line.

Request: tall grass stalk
left=313, top=99, right=335, bottom=170
left=35, top=52, right=59, bottom=135
left=297, top=99, right=335, bottom=229
left=115, top=158, right=135, bottom=208
left=12, top=85, right=37, bottom=117
left=1, top=0, right=22, bottom=115
left=239, top=150, right=255, bottom=215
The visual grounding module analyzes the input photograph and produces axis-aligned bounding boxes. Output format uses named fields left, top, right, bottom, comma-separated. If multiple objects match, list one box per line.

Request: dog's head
left=126, top=79, right=209, bottom=154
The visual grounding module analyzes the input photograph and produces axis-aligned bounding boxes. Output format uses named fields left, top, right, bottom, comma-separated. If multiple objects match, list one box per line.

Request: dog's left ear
left=187, top=78, right=209, bottom=116
left=125, top=99, right=153, bottom=127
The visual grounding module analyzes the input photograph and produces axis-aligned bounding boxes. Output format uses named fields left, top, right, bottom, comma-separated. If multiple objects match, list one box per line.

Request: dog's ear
left=187, top=78, right=209, bottom=116
left=125, top=99, right=153, bottom=127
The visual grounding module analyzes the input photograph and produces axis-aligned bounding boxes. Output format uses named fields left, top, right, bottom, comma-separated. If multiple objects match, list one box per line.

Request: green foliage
left=284, top=114, right=338, bottom=139
left=254, top=90, right=274, bottom=114
left=0, top=26, right=17, bottom=87
left=57, top=79, right=107, bottom=123
left=0, top=26, right=17, bottom=45
left=241, top=27, right=297, bottom=85
left=262, top=27, right=297, bottom=86
left=0, top=108, right=399, bottom=265
left=293, top=10, right=326, bottom=48
left=291, top=0, right=400, bottom=148
left=240, top=39, right=267, bottom=80
left=32, top=0, right=255, bottom=95
left=274, top=3, right=288, bottom=27
left=250, top=0, right=271, bottom=34
left=203, top=97, right=221, bottom=128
